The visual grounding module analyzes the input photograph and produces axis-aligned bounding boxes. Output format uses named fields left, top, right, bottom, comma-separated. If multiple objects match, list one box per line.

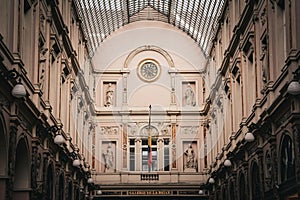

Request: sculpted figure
left=185, top=144, right=195, bottom=169
left=105, top=83, right=114, bottom=107
left=103, top=143, right=114, bottom=170
left=185, top=83, right=195, bottom=106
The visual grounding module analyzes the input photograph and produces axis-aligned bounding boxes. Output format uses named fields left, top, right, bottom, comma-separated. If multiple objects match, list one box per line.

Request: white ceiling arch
left=91, top=21, right=207, bottom=71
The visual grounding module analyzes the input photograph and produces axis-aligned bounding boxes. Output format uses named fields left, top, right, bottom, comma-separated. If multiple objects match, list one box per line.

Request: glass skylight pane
left=74, top=0, right=225, bottom=57
left=79, top=1, right=97, bottom=51
left=190, top=2, right=200, bottom=35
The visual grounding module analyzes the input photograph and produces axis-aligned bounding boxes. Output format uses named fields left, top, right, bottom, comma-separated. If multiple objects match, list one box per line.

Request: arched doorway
left=46, top=164, right=54, bottom=200
left=251, top=162, right=261, bottom=200
left=239, top=172, right=247, bottom=200
left=0, top=114, right=8, bottom=199
left=229, top=181, right=235, bottom=200
left=14, top=137, right=30, bottom=200
left=58, top=173, right=65, bottom=200
left=67, top=180, right=73, bottom=200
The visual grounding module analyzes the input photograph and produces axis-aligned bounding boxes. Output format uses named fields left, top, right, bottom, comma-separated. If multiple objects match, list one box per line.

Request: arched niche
left=250, top=161, right=261, bottom=199
left=14, top=137, right=30, bottom=199
left=67, top=180, right=73, bottom=200
left=0, top=113, right=8, bottom=199
left=238, top=172, right=247, bottom=200
left=58, top=173, right=65, bottom=200
left=0, top=113, right=7, bottom=176
left=46, top=163, right=54, bottom=200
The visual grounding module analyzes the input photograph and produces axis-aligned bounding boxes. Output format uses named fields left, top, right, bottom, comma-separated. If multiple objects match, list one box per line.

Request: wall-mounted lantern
left=1, top=68, right=26, bottom=98
left=287, top=68, right=300, bottom=95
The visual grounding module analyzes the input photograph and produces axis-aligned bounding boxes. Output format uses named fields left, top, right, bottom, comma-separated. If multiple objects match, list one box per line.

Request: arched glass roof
left=74, top=0, right=225, bottom=57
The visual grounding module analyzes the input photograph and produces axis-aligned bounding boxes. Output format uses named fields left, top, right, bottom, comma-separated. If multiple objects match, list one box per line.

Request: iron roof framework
left=73, top=0, right=225, bottom=57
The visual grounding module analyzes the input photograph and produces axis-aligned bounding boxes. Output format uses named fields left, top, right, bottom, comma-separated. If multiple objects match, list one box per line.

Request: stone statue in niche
left=184, top=83, right=196, bottom=106
left=38, top=46, right=48, bottom=93
left=105, top=83, right=114, bottom=107
left=39, top=10, right=46, bottom=35
left=184, top=144, right=196, bottom=170
left=265, top=151, right=273, bottom=189
left=103, top=143, right=114, bottom=172
left=260, top=41, right=269, bottom=84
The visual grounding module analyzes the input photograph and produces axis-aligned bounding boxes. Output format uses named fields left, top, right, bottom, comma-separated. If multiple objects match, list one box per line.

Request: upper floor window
left=142, top=138, right=157, bottom=171
left=280, top=134, right=295, bottom=182
left=129, top=137, right=170, bottom=172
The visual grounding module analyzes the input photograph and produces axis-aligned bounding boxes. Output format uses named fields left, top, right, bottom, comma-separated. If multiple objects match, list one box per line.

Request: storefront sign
left=128, top=190, right=172, bottom=195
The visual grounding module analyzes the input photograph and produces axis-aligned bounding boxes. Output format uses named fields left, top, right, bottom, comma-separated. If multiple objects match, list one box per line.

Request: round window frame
left=137, top=59, right=161, bottom=82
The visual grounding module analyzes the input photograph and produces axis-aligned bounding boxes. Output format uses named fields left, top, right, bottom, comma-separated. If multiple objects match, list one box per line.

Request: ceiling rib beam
left=187, top=0, right=197, bottom=36
left=167, top=0, right=172, bottom=23
left=126, top=0, right=130, bottom=23
left=202, top=1, right=222, bottom=53
left=87, top=0, right=99, bottom=49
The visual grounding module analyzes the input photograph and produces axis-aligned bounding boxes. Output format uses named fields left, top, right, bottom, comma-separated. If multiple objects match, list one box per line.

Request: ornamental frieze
left=127, top=122, right=171, bottom=137
left=181, top=126, right=199, bottom=135
left=100, top=126, right=119, bottom=135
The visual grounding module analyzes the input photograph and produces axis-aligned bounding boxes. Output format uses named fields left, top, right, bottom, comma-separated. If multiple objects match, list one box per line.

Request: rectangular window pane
left=164, top=138, right=170, bottom=145
left=151, top=148, right=157, bottom=171
left=142, top=161, right=148, bottom=171
left=164, top=147, right=170, bottom=171
left=152, top=139, right=157, bottom=145
left=142, top=139, right=148, bottom=145
left=142, top=148, right=148, bottom=171
left=164, top=139, right=170, bottom=171
left=130, top=139, right=135, bottom=145
left=130, top=147, right=135, bottom=171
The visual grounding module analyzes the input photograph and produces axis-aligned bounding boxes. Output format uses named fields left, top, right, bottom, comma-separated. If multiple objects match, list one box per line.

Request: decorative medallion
left=140, top=125, right=159, bottom=137
left=137, top=59, right=160, bottom=82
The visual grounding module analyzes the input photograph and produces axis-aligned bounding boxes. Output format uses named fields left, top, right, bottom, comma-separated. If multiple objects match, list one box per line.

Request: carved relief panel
left=100, top=126, right=119, bottom=136
left=181, top=126, right=199, bottom=135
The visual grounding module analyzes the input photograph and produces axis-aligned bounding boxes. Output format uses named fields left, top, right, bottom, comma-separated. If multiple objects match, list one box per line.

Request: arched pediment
left=124, top=45, right=174, bottom=69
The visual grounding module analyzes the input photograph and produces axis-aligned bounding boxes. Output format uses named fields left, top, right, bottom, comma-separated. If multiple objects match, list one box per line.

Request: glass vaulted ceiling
left=74, top=0, right=225, bottom=57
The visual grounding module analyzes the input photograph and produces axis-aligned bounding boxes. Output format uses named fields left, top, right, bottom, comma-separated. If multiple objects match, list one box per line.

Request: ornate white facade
left=0, top=0, right=299, bottom=200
